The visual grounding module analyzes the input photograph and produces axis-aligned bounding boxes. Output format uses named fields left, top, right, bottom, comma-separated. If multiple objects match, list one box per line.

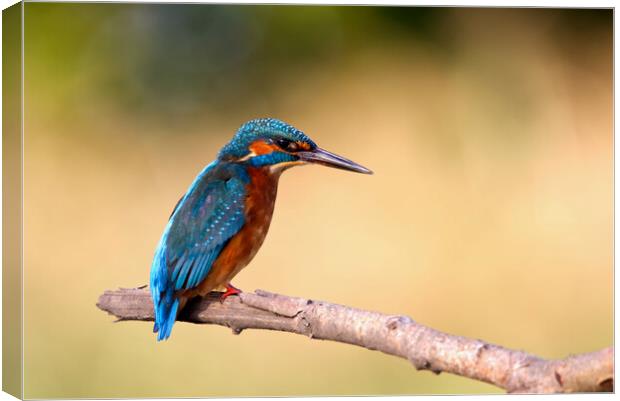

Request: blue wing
left=150, top=162, right=248, bottom=340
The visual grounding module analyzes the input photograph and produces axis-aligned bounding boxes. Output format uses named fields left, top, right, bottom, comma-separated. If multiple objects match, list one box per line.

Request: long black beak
left=298, top=147, right=373, bottom=174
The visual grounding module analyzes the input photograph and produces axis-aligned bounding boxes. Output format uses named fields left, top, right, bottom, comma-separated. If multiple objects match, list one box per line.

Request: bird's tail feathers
left=154, top=291, right=179, bottom=341
left=151, top=240, right=181, bottom=341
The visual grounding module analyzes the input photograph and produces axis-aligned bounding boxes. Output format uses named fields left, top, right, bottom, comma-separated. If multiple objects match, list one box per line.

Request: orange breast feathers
left=182, top=167, right=280, bottom=298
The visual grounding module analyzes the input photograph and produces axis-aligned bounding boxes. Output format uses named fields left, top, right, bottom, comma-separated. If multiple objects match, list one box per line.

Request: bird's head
left=218, top=118, right=372, bottom=174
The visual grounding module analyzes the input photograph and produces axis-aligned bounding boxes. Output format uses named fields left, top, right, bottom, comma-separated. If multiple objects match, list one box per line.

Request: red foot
left=220, top=283, right=242, bottom=303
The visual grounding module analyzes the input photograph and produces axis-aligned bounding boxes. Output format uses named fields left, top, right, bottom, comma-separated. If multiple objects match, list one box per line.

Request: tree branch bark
left=97, top=287, right=613, bottom=394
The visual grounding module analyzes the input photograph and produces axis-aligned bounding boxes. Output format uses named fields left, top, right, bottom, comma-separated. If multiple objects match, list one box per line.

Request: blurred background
left=22, top=4, right=612, bottom=398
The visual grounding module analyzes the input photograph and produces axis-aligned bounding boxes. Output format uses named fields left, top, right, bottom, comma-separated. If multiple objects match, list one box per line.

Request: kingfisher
left=150, top=118, right=372, bottom=340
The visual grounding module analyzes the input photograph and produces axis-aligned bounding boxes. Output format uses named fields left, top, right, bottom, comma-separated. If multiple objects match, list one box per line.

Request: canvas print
left=2, top=3, right=613, bottom=398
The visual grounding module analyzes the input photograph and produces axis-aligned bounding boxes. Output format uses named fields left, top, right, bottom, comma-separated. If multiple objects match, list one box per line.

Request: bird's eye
left=276, top=138, right=299, bottom=152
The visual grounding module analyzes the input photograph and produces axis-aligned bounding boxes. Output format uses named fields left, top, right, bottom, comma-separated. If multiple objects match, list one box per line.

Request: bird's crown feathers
left=218, top=118, right=316, bottom=159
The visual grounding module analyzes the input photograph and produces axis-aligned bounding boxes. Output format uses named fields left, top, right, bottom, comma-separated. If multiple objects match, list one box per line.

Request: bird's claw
left=220, top=284, right=242, bottom=303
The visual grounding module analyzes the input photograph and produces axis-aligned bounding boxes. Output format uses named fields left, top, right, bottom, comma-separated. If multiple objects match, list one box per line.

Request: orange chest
left=244, top=167, right=280, bottom=229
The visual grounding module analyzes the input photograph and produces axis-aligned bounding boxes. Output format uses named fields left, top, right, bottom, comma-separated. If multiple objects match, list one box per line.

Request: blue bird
left=150, top=118, right=372, bottom=340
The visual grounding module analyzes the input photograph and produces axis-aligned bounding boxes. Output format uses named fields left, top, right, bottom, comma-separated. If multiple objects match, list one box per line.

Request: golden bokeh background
left=22, top=4, right=611, bottom=397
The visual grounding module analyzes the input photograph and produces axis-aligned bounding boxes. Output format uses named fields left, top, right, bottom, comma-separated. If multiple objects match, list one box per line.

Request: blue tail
left=150, top=237, right=179, bottom=341
left=153, top=291, right=179, bottom=341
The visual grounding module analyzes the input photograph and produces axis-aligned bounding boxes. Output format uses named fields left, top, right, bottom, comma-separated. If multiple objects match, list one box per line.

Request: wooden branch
left=97, top=287, right=613, bottom=394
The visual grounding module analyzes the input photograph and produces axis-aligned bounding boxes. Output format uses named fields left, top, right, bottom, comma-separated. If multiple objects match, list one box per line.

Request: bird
left=150, top=118, right=372, bottom=340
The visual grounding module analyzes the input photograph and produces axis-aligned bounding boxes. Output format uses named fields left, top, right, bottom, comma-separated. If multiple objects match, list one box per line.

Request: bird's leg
left=219, top=283, right=242, bottom=303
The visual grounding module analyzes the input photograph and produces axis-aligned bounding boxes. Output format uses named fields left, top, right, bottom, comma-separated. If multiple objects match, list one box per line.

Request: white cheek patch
left=238, top=151, right=257, bottom=162
left=269, top=160, right=306, bottom=173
